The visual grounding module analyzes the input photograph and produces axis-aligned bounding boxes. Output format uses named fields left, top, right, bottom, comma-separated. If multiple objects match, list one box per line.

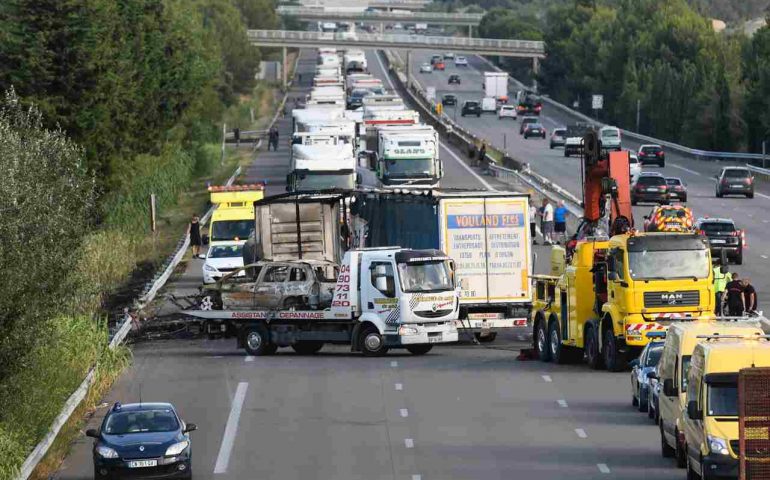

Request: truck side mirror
left=607, top=271, right=619, bottom=281
left=687, top=401, right=702, bottom=420
left=663, top=378, right=677, bottom=397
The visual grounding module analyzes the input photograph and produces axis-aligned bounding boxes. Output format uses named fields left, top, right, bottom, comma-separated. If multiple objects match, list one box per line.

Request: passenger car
left=643, top=205, right=694, bottom=233
left=715, top=166, right=754, bottom=198
left=434, top=59, right=445, bottom=70
left=549, top=127, right=567, bottom=149
left=461, top=100, right=481, bottom=117
left=444, top=52, right=454, bottom=59
left=498, top=105, right=517, bottom=119
left=665, top=177, right=687, bottom=202
left=695, top=217, right=745, bottom=265
left=638, top=144, right=665, bottom=167
left=629, top=153, right=641, bottom=182
left=563, top=122, right=591, bottom=157
left=88, top=402, right=196, bottom=479
left=454, top=56, right=468, bottom=66
left=523, top=123, right=546, bottom=139
left=419, top=63, right=433, bottom=73
left=519, top=116, right=539, bottom=135
left=448, top=74, right=461, bottom=84
left=599, top=126, right=622, bottom=150
left=631, top=172, right=668, bottom=205
left=441, top=94, right=457, bottom=106
left=630, top=340, right=664, bottom=413
left=202, top=241, right=246, bottom=284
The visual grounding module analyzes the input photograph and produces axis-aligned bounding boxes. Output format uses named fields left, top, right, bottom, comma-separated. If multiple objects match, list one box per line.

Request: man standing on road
left=268, top=127, right=279, bottom=151
left=478, top=142, right=487, bottom=169
left=541, top=199, right=554, bottom=245
left=713, top=264, right=730, bottom=315
left=529, top=203, right=538, bottom=245
left=725, top=273, right=745, bottom=317
left=743, top=277, right=758, bottom=314
left=554, top=200, right=568, bottom=245
left=188, top=215, right=203, bottom=259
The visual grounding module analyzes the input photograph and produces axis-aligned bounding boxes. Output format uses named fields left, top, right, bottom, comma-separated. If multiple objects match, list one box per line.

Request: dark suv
left=715, top=167, right=754, bottom=198
left=442, top=94, right=457, bottom=106
left=448, top=74, right=461, bottom=85
left=632, top=173, right=668, bottom=205
left=461, top=100, right=481, bottom=117
left=638, top=144, right=665, bottom=167
left=695, top=218, right=744, bottom=264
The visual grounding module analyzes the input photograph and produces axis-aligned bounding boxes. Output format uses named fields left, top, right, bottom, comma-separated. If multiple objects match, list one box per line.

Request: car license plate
left=128, top=460, right=157, bottom=468
left=428, top=334, right=442, bottom=343
left=647, top=188, right=658, bottom=192
left=731, top=184, right=742, bottom=188
left=711, top=239, right=725, bottom=244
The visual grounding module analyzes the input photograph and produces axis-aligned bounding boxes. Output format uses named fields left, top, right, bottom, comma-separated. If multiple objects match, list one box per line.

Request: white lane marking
left=764, top=220, right=769, bottom=223
left=761, top=255, right=768, bottom=259
left=542, top=375, right=552, bottom=383
left=405, top=438, right=415, bottom=449
left=390, top=360, right=399, bottom=368
left=597, top=464, right=611, bottom=474
left=575, top=428, right=588, bottom=438
left=213, top=382, right=249, bottom=474
left=670, top=163, right=701, bottom=176
left=208, top=356, right=224, bottom=359
left=373, top=50, right=396, bottom=90
left=440, top=142, right=496, bottom=191
left=395, top=383, right=403, bottom=391
left=244, top=356, right=254, bottom=362
left=412, top=475, right=422, bottom=480
left=400, top=408, right=409, bottom=418
left=757, top=192, right=770, bottom=200
left=557, top=399, right=568, bottom=408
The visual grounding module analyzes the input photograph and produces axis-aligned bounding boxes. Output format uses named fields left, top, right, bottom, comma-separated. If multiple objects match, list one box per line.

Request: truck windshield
left=296, top=173, right=355, bottom=190
left=397, top=261, right=453, bottom=292
left=212, top=220, right=253, bottom=242
left=385, top=158, right=435, bottom=177
left=627, top=249, right=710, bottom=280
left=707, top=383, right=737, bottom=416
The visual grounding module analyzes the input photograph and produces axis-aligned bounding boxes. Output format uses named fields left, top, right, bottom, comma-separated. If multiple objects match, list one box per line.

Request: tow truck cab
left=532, top=232, right=715, bottom=370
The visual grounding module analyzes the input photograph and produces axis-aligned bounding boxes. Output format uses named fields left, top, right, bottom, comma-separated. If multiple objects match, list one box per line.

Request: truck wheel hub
left=537, top=327, right=546, bottom=352
left=365, top=333, right=382, bottom=350
left=247, top=331, right=263, bottom=350
left=550, top=330, right=559, bottom=355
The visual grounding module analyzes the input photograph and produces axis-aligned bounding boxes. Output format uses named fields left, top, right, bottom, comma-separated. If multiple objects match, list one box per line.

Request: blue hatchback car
left=87, top=402, right=196, bottom=479
left=629, top=340, right=664, bottom=413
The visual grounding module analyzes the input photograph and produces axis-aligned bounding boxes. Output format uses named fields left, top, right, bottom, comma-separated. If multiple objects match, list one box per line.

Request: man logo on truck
left=661, top=293, right=684, bottom=305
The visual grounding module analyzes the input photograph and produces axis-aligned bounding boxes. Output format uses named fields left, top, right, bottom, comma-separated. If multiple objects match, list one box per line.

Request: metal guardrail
left=748, top=164, right=770, bottom=176
left=277, top=6, right=483, bottom=25
left=248, top=30, right=545, bottom=57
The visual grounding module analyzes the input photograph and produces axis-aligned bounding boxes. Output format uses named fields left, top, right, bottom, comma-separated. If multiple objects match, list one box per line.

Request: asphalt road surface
left=54, top=49, right=687, bottom=480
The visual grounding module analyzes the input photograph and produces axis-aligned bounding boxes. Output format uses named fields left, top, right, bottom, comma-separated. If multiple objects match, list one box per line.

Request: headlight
left=165, top=440, right=190, bottom=457
left=96, top=445, right=119, bottom=459
left=398, top=325, right=420, bottom=336
left=203, top=264, right=217, bottom=272
left=707, top=435, right=730, bottom=455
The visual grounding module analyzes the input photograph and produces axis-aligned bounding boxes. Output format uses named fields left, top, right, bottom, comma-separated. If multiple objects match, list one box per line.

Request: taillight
left=535, top=105, right=542, bottom=111
left=721, top=178, right=729, bottom=185
left=745, top=177, right=752, bottom=185
left=697, top=230, right=705, bottom=235
left=657, top=151, right=664, bottom=157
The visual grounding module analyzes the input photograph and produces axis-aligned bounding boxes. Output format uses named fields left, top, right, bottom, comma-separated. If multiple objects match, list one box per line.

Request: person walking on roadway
left=478, top=142, right=487, bottom=169
left=529, top=203, right=538, bottom=245
left=713, top=264, right=730, bottom=315
left=188, top=215, right=203, bottom=259
left=554, top=200, right=568, bottom=245
left=541, top=198, right=554, bottom=245
left=268, top=127, right=279, bottom=151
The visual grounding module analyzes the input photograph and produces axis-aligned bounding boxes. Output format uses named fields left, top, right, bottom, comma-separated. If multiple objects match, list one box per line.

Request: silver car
left=630, top=340, right=664, bottom=413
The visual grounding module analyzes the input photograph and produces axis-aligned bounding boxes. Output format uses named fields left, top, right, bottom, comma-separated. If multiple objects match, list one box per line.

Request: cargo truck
left=358, top=124, right=442, bottom=188
left=206, top=185, right=265, bottom=244
left=351, top=190, right=532, bottom=342
left=484, top=72, right=509, bottom=105
left=515, top=89, right=543, bottom=116
left=288, top=144, right=357, bottom=192
left=343, top=49, right=367, bottom=75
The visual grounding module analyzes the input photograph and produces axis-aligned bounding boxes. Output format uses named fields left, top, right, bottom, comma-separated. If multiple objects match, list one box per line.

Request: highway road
left=402, top=49, right=770, bottom=296
left=54, top=48, right=683, bottom=480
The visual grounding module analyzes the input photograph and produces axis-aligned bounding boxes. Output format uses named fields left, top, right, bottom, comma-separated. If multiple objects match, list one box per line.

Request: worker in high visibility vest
left=713, top=264, right=731, bottom=315
left=436, top=102, right=443, bottom=115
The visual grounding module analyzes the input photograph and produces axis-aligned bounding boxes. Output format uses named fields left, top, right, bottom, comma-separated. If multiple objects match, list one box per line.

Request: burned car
left=200, top=260, right=339, bottom=311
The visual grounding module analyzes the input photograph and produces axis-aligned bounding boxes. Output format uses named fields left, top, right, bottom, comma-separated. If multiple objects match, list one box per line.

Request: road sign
left=592, top=94, right=604, bottom=110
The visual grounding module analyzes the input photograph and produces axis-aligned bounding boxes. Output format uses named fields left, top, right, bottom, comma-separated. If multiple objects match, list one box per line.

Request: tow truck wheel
left=360, top=325, right=389, bottom=357
left=292, top=341, right=324, bottom=355
left=535, top=320, right=551, bottom=362
left=676, top=431, right=687, bottom=468
left=602, top=328, right=623, bottom=372
left=585, top=327, right=603, bottom=370
left=243, top=324, right=270, bottom=356
left=548, top=321, right=565, bottom=364
left=406, top=345, right=433, bottom=355
left=660, top=423, right=675, bottom=458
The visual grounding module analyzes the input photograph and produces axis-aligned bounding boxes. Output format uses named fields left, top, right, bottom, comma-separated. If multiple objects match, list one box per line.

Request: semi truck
left=515, top=89, right=543, bottom=116
left=351, top=190, right=532, bottom=341
left=206, top=185, right=265, bottom=244
left=343, top=49, right=368, bottom=75
left=483, top=72, right=509, bottom=105
left=358, top=124, right=442, bottom=188
left=288, top=144, right=357, bottom=191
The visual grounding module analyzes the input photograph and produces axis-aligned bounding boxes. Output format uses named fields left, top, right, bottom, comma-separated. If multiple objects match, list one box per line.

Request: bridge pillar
left=282, top=46, right=287, bottom=88
left=468, top=25, right=472, bottom=37
left=532, top=56, right=539, bottom=89
left=406, top=50, right=412, bottom=89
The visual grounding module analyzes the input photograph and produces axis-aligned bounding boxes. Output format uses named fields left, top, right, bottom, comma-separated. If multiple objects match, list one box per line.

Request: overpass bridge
left=276, top=6, right=483, bottom=27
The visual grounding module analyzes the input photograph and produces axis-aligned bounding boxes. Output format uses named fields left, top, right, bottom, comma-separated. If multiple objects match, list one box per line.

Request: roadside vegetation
left=0, top=0, right=282, bottom=476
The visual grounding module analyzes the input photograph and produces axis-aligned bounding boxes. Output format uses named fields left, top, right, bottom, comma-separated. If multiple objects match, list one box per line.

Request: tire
left=535, top=319, right=551, bottom=362
left=548, top=321, right=565, bottom=364
left=406, top=344, right=433, bottom=355
left=747, top=192, right=754, bottom=199
left=359, top=325, right=389, bottom=357
left=585, top=326, right=603, bottom=370
left=660, top=160, right=665, bottom=168
left=474, top=332, right=497, bottom=343
left=476, top=113, right=480, bottom=117
left=602, top=327, right=623, bottom=372
left=243, top=324, right=270, bottom=356
left=676, top=430, right=687, bottom=468
left=632, top=388, right=639, bottom=406
left=682, top=195, right=688, bottom=203
left=687, top=454, right=701, bottom=480
left=639, top=388, right=648, bottom=412
left=735, top=251, right=743, bottom=265
left=263, top=344, right=278, bottom=355
left=716, top=188, right=722, bottom=198
left=661, top=423, right=676, bottom=458
left=291, top=341, right=324, bottom=355
left=631, top=198, right=637, bottom=206
left=550, top=143, right=554, bottom=150
left=283, top=297, right=301, bottom=309
left=563, top=149, right=569, bottom=157
left=648, top=399, right=655, bottom=419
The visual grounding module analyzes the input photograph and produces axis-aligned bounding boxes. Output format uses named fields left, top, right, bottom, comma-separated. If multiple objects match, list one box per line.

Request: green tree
left=743, top=21, right=770, bottom=152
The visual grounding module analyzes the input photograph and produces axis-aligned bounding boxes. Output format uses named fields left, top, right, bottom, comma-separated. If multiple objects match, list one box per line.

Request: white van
left=481, top=97, right=497, bottom=113
left=600, top=126, right=622, bottom=151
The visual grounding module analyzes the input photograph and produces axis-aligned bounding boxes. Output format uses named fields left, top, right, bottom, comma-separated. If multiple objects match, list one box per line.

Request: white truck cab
left=289, top=143, right=357, bottom=191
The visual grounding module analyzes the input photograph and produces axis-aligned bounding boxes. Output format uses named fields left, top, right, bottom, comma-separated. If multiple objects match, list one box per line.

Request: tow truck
left=531, top=130, right=715, bottom=371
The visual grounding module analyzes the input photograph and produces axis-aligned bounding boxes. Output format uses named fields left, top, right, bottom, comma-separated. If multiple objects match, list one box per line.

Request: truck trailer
left=483, top=72, right=509, bottom=105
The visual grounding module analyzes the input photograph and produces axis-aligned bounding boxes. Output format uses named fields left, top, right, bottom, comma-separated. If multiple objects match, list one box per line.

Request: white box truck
left=483, top=72, right=509, bottom=105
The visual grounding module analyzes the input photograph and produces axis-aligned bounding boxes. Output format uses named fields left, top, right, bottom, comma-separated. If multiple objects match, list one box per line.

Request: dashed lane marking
left=597, top=464, right=611, bottom=474
left=440, top=142, right=497, bottom=191
left=761, top=255, right=768, bottom=259
left=542, top=375, right=553, bottom=383
left=575, top=428, right=588, bottom=438
left=405, top=438, right=415, bottom=449
left=400, top=408, right=409, bottom=418
left=757, top=192, right=770, bottom=200
left=557, top=399, right=568, bottom=408
left=391, top=360, right=399, bottom=368
left=669, top=163, right=701, bottom=176
left=412, top=475, right=422, bottom=480
left=213, top=382, right=249, bottom=474
left=395, top=383, right=403, bottom=391
left=244, top=356, right=254, bottom=362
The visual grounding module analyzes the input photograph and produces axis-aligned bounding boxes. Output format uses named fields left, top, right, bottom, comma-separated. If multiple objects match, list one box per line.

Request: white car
left=444, top=52, right=455, bottom=59
left=629, top=152, right=641, bottom=183
left=419, top=63, right=433, bottom=73
left=202, top=241, right=246, bottom=284
left=454, top=56, right=468, bottom=66
left=600, top=125, right=622, bottom=151
left=498, top=105, right=517, bottom=119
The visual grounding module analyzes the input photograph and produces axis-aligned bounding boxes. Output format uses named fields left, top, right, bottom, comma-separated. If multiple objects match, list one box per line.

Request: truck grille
left=414, top=309, right=453, bottom=318
left=643, top=290, right=700, bottom=308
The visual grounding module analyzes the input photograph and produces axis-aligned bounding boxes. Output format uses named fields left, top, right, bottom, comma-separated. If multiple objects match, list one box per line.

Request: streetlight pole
left=636, top=99, right=641, bottom=132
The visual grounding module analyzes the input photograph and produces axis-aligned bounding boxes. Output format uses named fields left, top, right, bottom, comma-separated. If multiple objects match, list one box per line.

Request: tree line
left=478, top=0, right=770, bottom=153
